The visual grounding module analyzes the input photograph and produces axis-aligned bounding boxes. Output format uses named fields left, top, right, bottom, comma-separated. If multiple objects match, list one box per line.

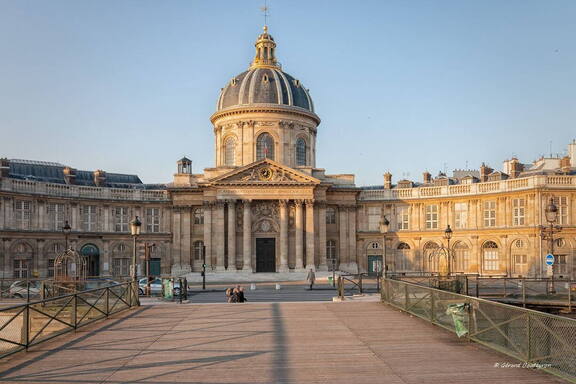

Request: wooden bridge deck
left=0, top=302, right=567, bottom=384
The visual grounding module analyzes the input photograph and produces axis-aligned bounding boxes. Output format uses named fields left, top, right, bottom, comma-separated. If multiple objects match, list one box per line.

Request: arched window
left=193, top=241, right=204, bottom=261
left=482, top=241, right=499, bottom=273
left=453, top=242, right=470, bottom=273
left=224, top=137, right=236, bottom=166
left=194, top=208, right=204, bottom=224
left=396, top=243, right=411, bottom=271
left=423, top=242, right=439, bottom=272
left=256, top=133, right=274, bottom=161
left=511, top=239, right=527, bottom=276
left=296, top=138, right=307, bottom=166
left=46, top=242, right=65, bottom=277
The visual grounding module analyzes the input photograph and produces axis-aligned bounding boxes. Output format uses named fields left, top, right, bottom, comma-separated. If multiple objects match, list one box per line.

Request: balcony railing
left=0, top=178, right=169, bottom=201
left=359, top=175, right=576, bottom=201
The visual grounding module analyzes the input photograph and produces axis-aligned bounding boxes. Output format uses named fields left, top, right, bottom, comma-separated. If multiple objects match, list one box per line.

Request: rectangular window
left=146, top=208, right=160, bottom=233
left=483, top=251, right=499, bottom=271
left=112, top=258, right=130, bottom=277
left=483, top=201, right=496, bottom=227
left=326, top=208, right=336, bottom=225
left=512, top=198, right=525, bottom=226
left=13, top=259, right=29, bottom=278
left=81, top=205, right=98, bottom=232
left=553, top=196, right=568, bottom=225
left=396, top=206, right=409, bottom=230
left=454, top=202, right=468, bottom=229
left=113, top=207, right=129, bottom=232
left=555, top=255, right=568, bottom=275
left=48, top=259, right=55, bottom=278
left=47, top=203, right=65, bottom=231
left=425, top=205, right=438, bottom=229
left=14, top=200, right=32, bottom=230
left=367, top=206, right=381, bottom=231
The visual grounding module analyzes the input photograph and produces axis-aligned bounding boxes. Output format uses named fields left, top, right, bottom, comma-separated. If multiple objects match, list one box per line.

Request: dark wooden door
left=256, top=238, right=276, bottom=272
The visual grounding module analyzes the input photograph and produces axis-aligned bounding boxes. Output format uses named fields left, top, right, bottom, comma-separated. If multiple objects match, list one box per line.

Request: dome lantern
left=250, top=26, right=280, bottom=69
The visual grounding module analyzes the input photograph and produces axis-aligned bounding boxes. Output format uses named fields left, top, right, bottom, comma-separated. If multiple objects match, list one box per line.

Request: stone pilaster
left=348, top=205, right=357, bottom=272
left=242, top=200, right=252, bottom=272
left=181, top=207, right=192, bottom=272
left=338, top=207, right=348, bottom=269
left=215, top=201, right=225, bottom=271
left=203, top=201, right=213, bottom=268
left=279, top=199, right=289, bottom=272
left=318, top=202, right=327, bottom=271
left=170, top=207, right=182, bottom=274
left=294, top=200, right=304, bottom=271
left=0, top=197, right=5, bottom=229
left=227, top=200, right=237, bottom=270
left=305, top=200, right=315, bottom=270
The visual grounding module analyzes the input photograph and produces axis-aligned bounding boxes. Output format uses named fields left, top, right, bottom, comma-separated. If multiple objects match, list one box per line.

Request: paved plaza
left=0, top=301, right=566, bottom=384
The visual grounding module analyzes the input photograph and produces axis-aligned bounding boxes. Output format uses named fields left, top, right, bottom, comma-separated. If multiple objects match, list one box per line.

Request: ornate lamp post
left=444, top=225, right=453, bottom=276
left=540, top=198, right=562, bottom=291
left=379, top=216, right=390, bottom=279
left=130, top=216, right=142, bottom=298
left=62, top=221, right=71, bottom=250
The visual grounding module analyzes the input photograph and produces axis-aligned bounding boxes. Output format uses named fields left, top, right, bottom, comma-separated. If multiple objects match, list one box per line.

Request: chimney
left=63, top=167, right=76, bottom=185
left=383, top=172, right=392, bottom=189
left=93, top=170, right=106, bottom=187
left=480, top=163, right=493, bottom=182
left=568, top=139, right=576, bottom=167
left=422, top=171, right=431, bottom=184
left=0, top=158, right=9, bottom=179
left=560, top=156, right=571, bottom=173
left=508, top=158, right=523, bottom=179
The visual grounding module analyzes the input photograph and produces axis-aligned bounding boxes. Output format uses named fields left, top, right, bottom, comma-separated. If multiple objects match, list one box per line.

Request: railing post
left=72, top=292, right=77, bottom=329
left=475, top=277, right=479, bottom=298
left=105, top=287, right=110, bottom=317
left=23, top=304, right=30, bottom=351
left=526, top=313, right=532, bottom=362
left=503, top=278, right=507, bottom=297
left=404, top=283, right=409, bottom=311
left=464, top=276, right=469, bottom=296
left=569, top=283, right=572, bottom=312
left=522, top=279, right=526, bottom=308
left=359, top=274, right=363, bottom=294
left=430, top=290, right=436, bottom=323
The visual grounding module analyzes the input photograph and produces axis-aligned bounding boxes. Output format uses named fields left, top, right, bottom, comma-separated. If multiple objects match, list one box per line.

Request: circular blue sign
left=545, top=254, right=554, bottom=266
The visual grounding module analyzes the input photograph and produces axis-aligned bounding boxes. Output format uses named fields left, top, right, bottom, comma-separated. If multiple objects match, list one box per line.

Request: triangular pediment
left=210, top=159, right=320, bottom=185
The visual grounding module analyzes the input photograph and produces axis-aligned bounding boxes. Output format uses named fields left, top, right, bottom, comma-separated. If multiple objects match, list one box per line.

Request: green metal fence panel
left=381, top=278, right=576, bottom=383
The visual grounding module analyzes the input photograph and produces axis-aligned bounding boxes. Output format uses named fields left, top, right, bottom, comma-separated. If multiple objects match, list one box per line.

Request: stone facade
left=1, top=28, right=575, bottom=280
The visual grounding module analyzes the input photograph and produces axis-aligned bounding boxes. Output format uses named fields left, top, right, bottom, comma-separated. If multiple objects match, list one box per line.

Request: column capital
left=316, top=201, right=327, bottom=209
left=226, top=199, right=237, bottom=205
left=294, top=199, right=304, bottom=207
left=242, top=199, right=252, bottom=205
left=279, top=199, right=289, bottom=207
left=215, top=200, right=226, bottom=208
left=203, top=200, right=215, bottom=208
left=305, top=199, right=315, bottom=206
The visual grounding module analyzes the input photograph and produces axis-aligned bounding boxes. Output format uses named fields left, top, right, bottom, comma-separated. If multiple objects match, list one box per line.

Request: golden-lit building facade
left=1, top=28, right=575, bottom=280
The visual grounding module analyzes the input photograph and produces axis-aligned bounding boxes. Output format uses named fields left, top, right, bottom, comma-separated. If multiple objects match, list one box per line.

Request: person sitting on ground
left=236, top=286, right=247, bottom=303
left=225, top=287, right=235, bottom=303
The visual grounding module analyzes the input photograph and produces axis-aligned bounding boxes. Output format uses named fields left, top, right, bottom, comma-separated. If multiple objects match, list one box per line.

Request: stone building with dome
left=1, top=27, right=576, bottom=280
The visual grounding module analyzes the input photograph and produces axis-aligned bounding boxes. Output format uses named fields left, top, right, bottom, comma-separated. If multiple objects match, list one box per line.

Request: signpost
left=545, top=254, right=555, bottom=266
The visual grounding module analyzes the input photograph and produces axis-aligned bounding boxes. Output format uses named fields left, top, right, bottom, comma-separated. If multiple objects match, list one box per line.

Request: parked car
left=9, top=281, right=41, bottom=299
left=83, top=278, right=122, bottom=291
left=138, top=277, right=181, bottom=296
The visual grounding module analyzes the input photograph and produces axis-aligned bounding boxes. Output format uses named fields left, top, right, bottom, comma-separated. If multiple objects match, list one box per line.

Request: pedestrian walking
left=307, top=268, right=316, bottom=290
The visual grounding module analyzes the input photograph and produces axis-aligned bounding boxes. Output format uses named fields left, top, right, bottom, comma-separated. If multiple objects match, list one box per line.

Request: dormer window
left=293, top=79, right=300, bottom=88
left=230, top=78, right=237, bottom=86
left=262, top=74, right=269, bottom=83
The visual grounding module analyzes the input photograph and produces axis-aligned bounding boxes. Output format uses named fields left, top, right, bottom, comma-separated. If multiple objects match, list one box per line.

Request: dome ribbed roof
left=216, top=68, right=314, bottom=112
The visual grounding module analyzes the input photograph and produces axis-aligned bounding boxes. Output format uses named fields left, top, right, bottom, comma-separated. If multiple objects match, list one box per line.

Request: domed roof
left=215, top=27, right=315, bottom=114
left=217, top=68, right=314, bottom=112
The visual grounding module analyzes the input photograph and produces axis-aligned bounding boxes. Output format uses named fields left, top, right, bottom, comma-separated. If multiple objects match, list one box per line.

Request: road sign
left=545, top=254, right=555, bottom=266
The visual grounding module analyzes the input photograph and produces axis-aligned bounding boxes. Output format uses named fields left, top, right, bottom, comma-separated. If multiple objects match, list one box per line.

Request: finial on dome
left=250, top=26, right=280, bottom=69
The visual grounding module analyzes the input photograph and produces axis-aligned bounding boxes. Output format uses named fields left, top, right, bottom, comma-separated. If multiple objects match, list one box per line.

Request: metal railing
left=0, top=282, right=139, bottom=358
left=382, top=278, right=576, bottom=383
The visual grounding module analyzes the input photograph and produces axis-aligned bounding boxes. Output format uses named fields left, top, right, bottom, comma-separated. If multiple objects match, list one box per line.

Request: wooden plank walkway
left=0, top=302, right=567, bottom=384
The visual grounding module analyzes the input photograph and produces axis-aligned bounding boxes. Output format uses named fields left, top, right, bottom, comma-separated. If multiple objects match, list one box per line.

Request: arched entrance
left=80, top=244, right=100, bottom=277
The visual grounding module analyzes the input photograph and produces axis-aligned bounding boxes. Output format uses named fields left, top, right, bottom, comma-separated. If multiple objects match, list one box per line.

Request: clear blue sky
left=1, top=0, right=575, bottom=186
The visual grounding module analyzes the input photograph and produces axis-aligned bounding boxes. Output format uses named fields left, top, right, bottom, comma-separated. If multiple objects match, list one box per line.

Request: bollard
left=250, top=283, right=256, bottom=291
left=275, top=283, right=281, bottom=290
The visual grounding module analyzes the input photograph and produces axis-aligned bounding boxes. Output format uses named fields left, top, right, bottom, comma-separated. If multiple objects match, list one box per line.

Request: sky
left=0, top=0, right=575, bottom=186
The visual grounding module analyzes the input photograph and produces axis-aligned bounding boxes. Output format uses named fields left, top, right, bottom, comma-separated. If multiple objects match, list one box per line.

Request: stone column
left=38, top=200, right=45, bottom=230
left=215, top=201, right=225, bottom=271
left=181, top=207, right=192, bottom=273
left=242, top=200, right=252, bottom=272
left=339, top=207, right=348, bottom=269
left=203, top=202, right=213, bottom=268
left=227, top=200, right=237, bottom=270
left=279, top=199, right=289, bottom=272
left=294, top=200, right=304, bottom=271
left=71, top=203, right=79, bottom=231
left=348, top=205, right=358, bottom=272
left=318, top=202, right=327, bottom=271
left=0, top=197, right=5, bottom=229
left=305, top=200, right=315, bottom=270
left=171, top=208, right=182, bottom=274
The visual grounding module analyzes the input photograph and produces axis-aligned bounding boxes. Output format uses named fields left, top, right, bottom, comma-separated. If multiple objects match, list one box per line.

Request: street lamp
left=444, top=225, right=453, bottom=276
left=62, top=221, right=71, bottom=250
left=379, top=216, right=390, bottom=279
left=540, top=198, right=562, bottom=291
left=130, top=216, right=142, bottom=285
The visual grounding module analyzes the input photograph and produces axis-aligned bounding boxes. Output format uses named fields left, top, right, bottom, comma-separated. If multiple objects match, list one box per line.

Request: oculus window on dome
left=256, top=133, right=275, bottom=161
